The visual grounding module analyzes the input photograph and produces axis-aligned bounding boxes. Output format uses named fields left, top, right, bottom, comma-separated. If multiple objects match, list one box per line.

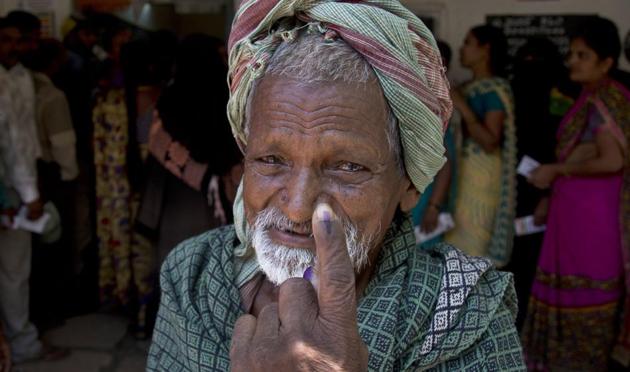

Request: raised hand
left=230, top=203, right=369, bottom=372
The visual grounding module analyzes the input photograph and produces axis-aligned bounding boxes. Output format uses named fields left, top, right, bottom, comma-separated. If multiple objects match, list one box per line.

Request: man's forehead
left=251, top=75, right=388, bottom=115
left=246, top=75, right=394, bottom=162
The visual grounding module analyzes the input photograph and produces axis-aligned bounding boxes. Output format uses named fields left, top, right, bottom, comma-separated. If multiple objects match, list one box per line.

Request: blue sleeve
left=482, top=91, right=505, bottom=113
left=467, top=90, right=506, bottom=118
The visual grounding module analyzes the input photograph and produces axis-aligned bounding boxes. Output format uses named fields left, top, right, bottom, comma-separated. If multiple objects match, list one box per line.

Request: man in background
left=0, top=14, right=66, bottom=363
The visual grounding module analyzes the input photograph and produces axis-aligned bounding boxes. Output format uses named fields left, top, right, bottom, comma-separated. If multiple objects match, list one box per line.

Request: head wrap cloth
left=228, top=0, right=452, bottom=192
left=227, top=0, right=452, bottom=282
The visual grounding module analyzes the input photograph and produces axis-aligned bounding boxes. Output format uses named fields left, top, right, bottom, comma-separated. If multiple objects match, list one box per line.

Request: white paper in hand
left=514, top=215, right=546, bottom=236
left=414, top=213, right=455, bottom=244
left=12, top=206, right=51, bottom=234
left=517, top=156, right=541, bottom=178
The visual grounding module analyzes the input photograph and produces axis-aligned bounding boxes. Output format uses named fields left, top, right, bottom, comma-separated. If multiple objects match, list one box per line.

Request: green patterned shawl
left=147, top=217, right=525, bottom=371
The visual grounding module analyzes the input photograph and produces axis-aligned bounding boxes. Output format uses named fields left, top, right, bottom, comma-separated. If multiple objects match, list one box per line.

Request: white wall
left=402, top=0, right=630, bottom=82
left=0, top=0, right=73, bottom=38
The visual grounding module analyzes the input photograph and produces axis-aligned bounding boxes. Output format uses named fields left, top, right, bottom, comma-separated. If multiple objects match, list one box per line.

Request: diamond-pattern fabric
left=147, top=217, right=525, bottom=371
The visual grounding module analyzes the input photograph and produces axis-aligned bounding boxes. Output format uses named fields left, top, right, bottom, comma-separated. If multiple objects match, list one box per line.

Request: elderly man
left=147, top=0, right=525, bottom=370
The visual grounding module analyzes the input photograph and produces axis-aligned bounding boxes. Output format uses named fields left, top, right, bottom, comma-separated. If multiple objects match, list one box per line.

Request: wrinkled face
left=243, top=76, right=416, bottom=284
left=0, top=27, right=21, bottom=68
left=459, top=32, right=488, bottom=69
left=567, top=38, right=612, bottom=86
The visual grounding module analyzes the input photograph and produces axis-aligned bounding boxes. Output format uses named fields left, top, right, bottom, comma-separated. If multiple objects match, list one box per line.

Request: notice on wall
left=487, top=15, right=597, bottom=58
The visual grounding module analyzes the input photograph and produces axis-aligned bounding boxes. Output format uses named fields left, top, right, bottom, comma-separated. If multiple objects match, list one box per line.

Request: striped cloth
left=226, top=0, right=453, bottom=284
left=227, top=0, right=451, bottom=193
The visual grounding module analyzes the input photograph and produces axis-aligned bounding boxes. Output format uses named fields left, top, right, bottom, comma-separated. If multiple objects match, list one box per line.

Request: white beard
left=249, top=207, right=376, bottom=286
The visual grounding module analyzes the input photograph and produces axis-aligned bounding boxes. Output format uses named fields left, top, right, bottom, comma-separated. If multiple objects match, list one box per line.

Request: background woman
left=138, top=34, right=243, bottom=265
left=506, top=37, right=579, bottom=331
left=444, top=25, right=517, bottom=267
left=522, top=17, right=630, bottom=370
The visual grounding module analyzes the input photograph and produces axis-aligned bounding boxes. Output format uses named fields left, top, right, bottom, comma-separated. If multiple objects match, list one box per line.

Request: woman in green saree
left=444, top=25, right=517, bottom=268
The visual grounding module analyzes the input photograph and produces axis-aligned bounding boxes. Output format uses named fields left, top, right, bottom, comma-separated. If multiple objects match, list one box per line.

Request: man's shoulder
left=158, top=225, right=240, bottom=312
left=426, top=243, right=516, bottom=311
left=33, top=75, right=58, bottom=95
left=163, top=224, right=237, bottom=273
left=413, top=243, right=519, bottom=362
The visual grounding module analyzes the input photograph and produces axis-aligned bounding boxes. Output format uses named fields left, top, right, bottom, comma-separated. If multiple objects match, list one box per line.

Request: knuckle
left=322, top=266, right=355, bottom=291
left=280, top=277, right=312, bottom=293
left=260, top=303, right=279, bottom=318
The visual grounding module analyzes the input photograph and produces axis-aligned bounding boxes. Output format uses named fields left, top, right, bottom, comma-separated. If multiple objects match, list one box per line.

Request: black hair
left=436, top=40, right=452, bottom=69
left=157, top=34, right=242, bottom=174
left=571, top=16, right=621, bottom=69
left=470, top=25, right=509, bottom=77
left=6, top=10, right=41, bottom=34
left=0, top=16, right=19, bottom=30
left=28, top=38, right=65, bottom=72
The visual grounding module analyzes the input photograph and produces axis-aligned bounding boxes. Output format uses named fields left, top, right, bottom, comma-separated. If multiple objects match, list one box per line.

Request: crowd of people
left=0, top=10, right=242, bottom=368
left=0, top=4, right=628, bottom=371
left=414, top=16, right=630, bottom=371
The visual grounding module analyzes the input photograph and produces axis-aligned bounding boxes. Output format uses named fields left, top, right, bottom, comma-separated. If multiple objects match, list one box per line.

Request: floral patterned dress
left=93, top=88, right=153, bottom=319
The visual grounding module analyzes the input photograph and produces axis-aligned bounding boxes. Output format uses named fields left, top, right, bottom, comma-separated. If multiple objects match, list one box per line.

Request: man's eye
left=336, top=162, right=366, bottom=172
left=258, top=155, right=283, bottom=165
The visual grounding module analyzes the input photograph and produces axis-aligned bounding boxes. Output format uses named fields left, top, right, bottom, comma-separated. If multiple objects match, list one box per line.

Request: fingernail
left=303, top=266, right=313, bottom=281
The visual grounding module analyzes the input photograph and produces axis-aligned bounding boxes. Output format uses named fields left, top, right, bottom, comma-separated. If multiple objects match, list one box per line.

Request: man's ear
left=399, top=177, right=420, bottom=212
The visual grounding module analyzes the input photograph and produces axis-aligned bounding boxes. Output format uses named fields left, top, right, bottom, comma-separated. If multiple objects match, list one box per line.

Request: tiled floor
left=14, top=314, right=149, bottom=372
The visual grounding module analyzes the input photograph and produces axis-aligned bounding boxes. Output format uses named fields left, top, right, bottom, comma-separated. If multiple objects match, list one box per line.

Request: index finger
left=311, top=203, right=357, bottom=321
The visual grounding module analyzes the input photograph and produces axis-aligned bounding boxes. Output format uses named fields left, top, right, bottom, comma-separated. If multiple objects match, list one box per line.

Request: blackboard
left=487, top=15, right=597, bottom=58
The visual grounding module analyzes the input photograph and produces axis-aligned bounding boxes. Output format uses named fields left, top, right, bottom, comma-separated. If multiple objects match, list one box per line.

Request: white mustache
left=250, top=207, right=378, bottom=279
left=255, top=208, right=313, bottom=236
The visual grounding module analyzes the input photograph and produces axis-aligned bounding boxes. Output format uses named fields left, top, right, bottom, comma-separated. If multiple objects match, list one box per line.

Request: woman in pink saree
left=522, top=17, right=630, bottom=370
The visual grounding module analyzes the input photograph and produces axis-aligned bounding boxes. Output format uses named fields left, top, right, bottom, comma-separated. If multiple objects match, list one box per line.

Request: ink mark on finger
left=303, top=266, right=313, bottom=281
left=322, top=211, right=332, bottom=234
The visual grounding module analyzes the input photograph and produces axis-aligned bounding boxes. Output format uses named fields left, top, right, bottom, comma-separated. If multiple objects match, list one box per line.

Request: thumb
left=311, top=203, right=356, bottom=321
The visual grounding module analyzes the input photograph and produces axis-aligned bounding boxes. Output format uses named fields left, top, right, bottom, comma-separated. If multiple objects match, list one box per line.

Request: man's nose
left=282, top=167, right=321, bottom=223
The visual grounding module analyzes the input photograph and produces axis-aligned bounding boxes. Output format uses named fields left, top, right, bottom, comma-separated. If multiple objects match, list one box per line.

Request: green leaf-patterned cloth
left=147, top=217, right=525, bottom=371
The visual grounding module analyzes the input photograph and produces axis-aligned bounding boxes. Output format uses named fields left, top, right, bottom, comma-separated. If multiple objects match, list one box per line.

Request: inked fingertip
left=303, top=266, right=313, bottom=281
left=315, top=203, right=335, bottom=222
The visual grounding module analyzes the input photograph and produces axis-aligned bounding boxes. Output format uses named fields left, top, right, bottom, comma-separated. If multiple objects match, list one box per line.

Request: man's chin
left=254, top=248, right=314, bottom=286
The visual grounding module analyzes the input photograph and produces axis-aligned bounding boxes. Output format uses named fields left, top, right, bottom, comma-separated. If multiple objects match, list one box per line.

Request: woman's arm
left=529, top=130, right=625, bottom=189
left=451, top=89, right=503, bottom=153
left=561, top=130, right=625, bottom=175
left=148, top=114, right=208, bottom=192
